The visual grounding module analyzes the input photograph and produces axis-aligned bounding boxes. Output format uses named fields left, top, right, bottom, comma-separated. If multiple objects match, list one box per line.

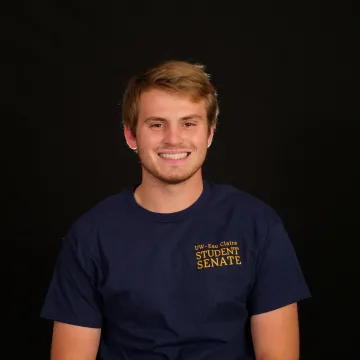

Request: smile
left=158, top=152, right=190, bottom=160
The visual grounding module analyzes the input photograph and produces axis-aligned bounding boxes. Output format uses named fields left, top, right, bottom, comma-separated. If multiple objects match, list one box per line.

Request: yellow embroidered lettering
left=228, top=248, right=235, bottom=255
left=200, top=250, right=207, bottom=259
left=227, top=255, right=235, bottom=265
left=210, top=258, right=219, bottom=267
left=194, top=243, right=242, bottom=269
left=214, top=249, right=221, bottom=257
left=220, top=257, right=228, bottom=266
left=208, top=244, right=219, bottom=249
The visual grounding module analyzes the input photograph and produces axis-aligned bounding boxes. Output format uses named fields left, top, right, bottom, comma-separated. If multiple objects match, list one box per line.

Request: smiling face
left=124, top=88, right=214, bottom=185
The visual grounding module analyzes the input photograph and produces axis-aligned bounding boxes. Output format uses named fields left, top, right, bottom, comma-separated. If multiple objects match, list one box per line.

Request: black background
left=7, top=3, right=359, bottom=359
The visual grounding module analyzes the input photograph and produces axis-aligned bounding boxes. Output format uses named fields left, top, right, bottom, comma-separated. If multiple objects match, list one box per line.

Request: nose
left=163, top=125, right=183, bottom=146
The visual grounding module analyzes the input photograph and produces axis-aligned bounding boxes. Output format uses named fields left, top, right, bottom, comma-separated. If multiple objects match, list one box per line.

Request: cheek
left=193, top=131, right=210, bottom=147
left=138, top=133, right=161, bottom=152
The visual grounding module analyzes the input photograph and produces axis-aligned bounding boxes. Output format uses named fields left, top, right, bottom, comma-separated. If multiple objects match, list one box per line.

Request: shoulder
left=80, top=189, right=130, bottom=226
left=64, top=188, right=131, bottom=247
left=208, top=181, right=280, bottom=225
left=208, top=181, right=296, bottom=256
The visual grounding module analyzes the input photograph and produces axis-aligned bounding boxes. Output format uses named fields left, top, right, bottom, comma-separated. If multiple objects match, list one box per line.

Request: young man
left=41, top=60, right=311, bottom=360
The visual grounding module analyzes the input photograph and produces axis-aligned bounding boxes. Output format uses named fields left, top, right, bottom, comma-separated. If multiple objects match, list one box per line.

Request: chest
left=98, top=216, right=258, bottom=322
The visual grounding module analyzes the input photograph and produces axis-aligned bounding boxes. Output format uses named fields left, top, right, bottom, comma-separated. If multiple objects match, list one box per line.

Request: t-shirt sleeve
left=40, top=221, right=103, bottom=328
left=248, top=218, right=311, bottom=315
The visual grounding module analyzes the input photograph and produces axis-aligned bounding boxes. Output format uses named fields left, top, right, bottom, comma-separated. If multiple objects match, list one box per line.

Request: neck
left=134, top=171, right=204, bottom=214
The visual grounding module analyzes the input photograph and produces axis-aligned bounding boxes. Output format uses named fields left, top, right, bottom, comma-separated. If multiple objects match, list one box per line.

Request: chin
left=144, top=167, right=200, bottom=185
left=155, top=173, right=194, bottom=185
left=140, top=155, right=204, bottom=185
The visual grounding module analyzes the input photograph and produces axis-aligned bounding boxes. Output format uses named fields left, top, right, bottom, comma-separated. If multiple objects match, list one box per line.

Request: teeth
left=159, top=152, right=188, bottom=159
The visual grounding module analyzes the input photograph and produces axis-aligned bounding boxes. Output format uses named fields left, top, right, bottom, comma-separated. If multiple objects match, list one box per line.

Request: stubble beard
left=138, top=147, right=207, bottom=185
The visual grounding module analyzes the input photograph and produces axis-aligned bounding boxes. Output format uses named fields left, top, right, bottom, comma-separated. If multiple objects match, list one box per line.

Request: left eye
left=184, top=122, right=195, bottom=127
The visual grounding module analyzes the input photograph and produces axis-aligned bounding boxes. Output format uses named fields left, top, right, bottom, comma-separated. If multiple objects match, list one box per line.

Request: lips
left=158, top=152, right=190, bottom=160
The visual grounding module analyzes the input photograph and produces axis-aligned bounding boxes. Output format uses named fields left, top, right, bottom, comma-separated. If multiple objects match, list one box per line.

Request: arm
left=41, top=223, right=104, bottom=358
left=251, top=303, right=299, bottom=360
left=247, top=217, right=310, bottom=359
left=51, top=321, right=101, bottom=360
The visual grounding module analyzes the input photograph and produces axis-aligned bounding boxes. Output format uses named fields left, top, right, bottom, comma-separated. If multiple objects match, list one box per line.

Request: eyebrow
left=145, top=114, right=203, bottom=122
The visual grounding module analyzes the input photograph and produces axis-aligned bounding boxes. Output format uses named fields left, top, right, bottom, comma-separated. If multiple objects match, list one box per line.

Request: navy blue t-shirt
left=41, top=181, right=311, bottom=359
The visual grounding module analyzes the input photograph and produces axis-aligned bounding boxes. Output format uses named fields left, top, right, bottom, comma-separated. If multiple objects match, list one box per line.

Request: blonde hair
left=122, top=60, right=219, bottom=137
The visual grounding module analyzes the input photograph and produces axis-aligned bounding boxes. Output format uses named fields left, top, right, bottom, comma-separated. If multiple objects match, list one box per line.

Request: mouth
left=158, top=152, right=191, bottom=161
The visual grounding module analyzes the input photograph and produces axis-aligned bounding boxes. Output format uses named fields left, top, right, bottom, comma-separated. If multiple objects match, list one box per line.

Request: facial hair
left=137, top=145, right=208, bottom=185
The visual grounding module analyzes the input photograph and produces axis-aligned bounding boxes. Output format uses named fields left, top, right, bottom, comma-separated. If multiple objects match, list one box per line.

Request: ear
left=124, top=126, right=137, bottom=149
left=207, top=125, right=215, bottom=148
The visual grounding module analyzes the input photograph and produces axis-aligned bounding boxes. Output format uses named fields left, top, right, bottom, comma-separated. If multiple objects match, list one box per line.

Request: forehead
left=138, top=89, right=206, bottom=118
